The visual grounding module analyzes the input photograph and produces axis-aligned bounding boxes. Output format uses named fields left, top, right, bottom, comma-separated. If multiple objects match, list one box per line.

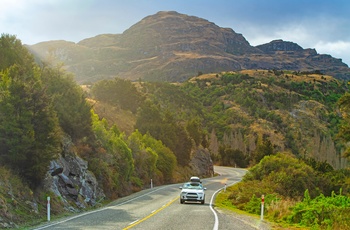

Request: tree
left=253, top=134, right=274, bottom=163
left=135, top=101, right=192, bottom=166
left=0, top=34, right=35, bottom=73
left=91, top=78, right=144, bottom=113
left=128, top=130, right=177, bottom=184
left=0, top=66, right=61, bottom=187
left=90, top=111, right=134, bottom=192
left=186, top=118, right=203, bottom=147
left=41, top=67, right=93, bottom=141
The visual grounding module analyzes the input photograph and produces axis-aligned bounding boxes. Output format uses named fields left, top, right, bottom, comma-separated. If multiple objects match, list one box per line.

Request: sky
left=1, top=0, right=350, bottom=65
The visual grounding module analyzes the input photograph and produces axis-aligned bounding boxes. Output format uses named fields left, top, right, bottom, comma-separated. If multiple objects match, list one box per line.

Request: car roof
left=190, top=176, right=200, bottom=179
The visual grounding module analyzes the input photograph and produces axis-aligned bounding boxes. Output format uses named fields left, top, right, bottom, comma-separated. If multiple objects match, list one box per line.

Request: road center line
left=123, top=196, right=178, bottom=230
left=33, top=185, right=173, bottom=230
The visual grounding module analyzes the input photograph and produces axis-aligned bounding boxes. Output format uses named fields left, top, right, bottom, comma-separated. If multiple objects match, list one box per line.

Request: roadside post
left=151, top=179, right=153, bottom=189
left=224, top=183, right=227, bottom=192
left=47, top=196, right=50, bottom=221
left=261, top=195, right=264, bottom=221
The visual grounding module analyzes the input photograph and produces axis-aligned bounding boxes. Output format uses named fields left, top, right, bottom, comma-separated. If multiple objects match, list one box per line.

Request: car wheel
left=180, top=199, right=184, bottom=204
left=201, top=200, right=204, bottom=204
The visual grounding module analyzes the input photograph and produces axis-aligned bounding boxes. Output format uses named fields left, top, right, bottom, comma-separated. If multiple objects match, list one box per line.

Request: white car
left=179, top=182, right=206, bottom=204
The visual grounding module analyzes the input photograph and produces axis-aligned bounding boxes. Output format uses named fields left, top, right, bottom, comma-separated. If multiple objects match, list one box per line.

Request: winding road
left=33, top=166, right=263, bottom=230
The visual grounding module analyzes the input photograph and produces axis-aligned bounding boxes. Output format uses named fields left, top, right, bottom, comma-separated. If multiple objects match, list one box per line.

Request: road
left=33, top=166, right=262, bottom=230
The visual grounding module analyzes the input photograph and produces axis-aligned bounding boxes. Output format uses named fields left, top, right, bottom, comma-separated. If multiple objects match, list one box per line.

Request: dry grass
left=267, top=198, right=299, bottom=221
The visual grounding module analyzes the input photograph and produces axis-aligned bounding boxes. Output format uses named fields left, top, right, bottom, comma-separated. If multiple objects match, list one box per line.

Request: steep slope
left=183, top=70, right=348, bottom=169
left=27, top=11, right=350, bottom=83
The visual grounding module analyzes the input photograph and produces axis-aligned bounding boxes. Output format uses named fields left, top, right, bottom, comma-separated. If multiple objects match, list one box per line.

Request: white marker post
left=261, top=195, right=264, bottom=221
left=47, top=196, right=51, bottom=221
left=224, top=183, right=227, bottom=192
left=150, top=179, right=153, bottom=189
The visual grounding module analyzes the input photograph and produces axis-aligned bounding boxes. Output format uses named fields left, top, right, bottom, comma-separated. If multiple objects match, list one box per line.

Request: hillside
left=27, top=11, right=350, bottom=84
left=88, top=69, right=349, bottom=170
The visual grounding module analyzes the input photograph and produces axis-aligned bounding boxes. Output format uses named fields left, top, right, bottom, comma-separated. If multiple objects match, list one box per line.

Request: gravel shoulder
left=216, top=207, right=273, bottom=230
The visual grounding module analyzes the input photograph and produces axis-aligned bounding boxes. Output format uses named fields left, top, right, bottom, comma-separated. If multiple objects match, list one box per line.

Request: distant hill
left=27, top=11, right=350, bottom=83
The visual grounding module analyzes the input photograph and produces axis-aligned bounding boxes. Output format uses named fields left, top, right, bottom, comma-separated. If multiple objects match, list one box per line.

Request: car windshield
left=183, top=183, right=203, bottom=189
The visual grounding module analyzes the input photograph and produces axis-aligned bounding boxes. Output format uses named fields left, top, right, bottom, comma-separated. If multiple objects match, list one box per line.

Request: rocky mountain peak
left=256, top=39, right=304, bottom=52
left=120, top=11, right=259, bottom=55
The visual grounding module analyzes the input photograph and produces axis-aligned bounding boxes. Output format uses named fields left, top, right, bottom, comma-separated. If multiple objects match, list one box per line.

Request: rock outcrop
left=43, top=136, right=105, bottom=212
left=189, top=147, right=214, bottom=177
left=256, top=39, right=304, bottom=52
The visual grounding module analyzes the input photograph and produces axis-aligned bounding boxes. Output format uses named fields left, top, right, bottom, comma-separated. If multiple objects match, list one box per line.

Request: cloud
left=315, top=41, right=350, bottom=65
left=238, top=18, right=350, bottom=66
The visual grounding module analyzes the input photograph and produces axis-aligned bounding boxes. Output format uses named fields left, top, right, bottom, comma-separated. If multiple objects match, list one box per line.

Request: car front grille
left=186, top=193, right=199, bottom=198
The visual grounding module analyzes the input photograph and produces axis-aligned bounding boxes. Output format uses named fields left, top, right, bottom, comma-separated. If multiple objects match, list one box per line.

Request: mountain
left=27, top=11, right=350, bottom=83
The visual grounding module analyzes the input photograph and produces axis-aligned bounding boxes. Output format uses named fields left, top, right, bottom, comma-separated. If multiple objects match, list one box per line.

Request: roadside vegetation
left=216, top=153, right=350, bottom=229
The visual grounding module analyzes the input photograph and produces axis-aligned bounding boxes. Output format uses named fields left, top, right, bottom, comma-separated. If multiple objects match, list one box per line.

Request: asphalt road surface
left=33, top=166, right=268, bottom=230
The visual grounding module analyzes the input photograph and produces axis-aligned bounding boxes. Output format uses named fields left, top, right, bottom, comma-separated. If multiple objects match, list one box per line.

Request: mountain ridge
left=27, top=11, right=350, bottom=83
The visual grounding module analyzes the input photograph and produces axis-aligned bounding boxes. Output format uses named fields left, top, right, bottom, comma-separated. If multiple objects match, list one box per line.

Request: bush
left=227, top=180, right=278, bottom=210
left=287, top=189, right=350, bottom=229
left=244, top=153, right=322, bottom=198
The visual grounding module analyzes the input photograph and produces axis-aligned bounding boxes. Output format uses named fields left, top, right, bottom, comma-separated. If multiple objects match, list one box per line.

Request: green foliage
left=128, top=130, right=177, bottom=183
left=224, top=153, right=350, bottom=229
left=0, top=65, right=61, bottom=187
left=244, top=153, right=321, bottom=198
left=303, top=157, right=334, bottom=173
left=219, top=147, right=249, bottom=168
left=41, top=67, right=93, bottom=141
left=87, top=111, right=134, bottom=198
left=226, top=180, right=278, bottom=210
left=0, top=34, right=35, bottom=73
left=135, top=100, right=192, bottom=166
left=287, top=190, right=350, bottom=229
left=186, top=118, right=203, bottom=147
left=91, top=78, right=144, bottom=113
left=127, top=130, right=158, bottom=184
left=252, top=135, right=274, bottom=163
left=87, top=156, right=120, bottom=199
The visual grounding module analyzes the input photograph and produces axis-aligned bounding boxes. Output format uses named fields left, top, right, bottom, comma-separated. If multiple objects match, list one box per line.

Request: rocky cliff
left=189, top=147, right=214, bottom=177
left=27, top=11, right=350, bottom=83
left=43, top=135, right=105, bottom=212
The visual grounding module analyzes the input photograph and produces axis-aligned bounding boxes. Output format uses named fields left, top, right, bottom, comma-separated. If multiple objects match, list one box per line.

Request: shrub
left=244, top=153, right=322, bottom=198
left=287, top=190, right=350, bottom=229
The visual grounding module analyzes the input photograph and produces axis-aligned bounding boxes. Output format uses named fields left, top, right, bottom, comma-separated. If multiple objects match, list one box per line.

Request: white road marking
left=33, top=185, right=173, bottom=230
left=209, top=180, right=243, bottom=230
left=210, top=189, right=221, bottom=230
